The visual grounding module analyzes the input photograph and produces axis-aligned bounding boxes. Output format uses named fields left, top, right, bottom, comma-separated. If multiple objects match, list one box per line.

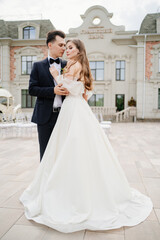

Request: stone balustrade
left=91, top=106, right=117, bottom=119
left=115, top=107, right=137, bottom=122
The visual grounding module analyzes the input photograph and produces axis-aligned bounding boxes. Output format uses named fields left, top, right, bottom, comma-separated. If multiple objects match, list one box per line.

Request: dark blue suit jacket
left=29, top=58, right=67, bottom=125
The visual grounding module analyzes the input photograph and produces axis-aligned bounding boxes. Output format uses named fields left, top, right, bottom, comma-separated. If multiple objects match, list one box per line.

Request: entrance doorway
left=116, top=94, right=125, bottom=111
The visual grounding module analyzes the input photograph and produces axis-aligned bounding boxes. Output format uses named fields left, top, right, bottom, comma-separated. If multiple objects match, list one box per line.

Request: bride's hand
left=49, top=66, right=59, bottom=78
left=83, top=93, right=88, bottom=101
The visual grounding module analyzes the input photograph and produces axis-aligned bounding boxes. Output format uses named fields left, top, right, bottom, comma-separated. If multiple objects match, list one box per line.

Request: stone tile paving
left=0, top=122, right=160, bottom=240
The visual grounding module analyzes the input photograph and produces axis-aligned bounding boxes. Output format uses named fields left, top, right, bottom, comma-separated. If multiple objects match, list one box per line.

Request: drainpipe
left=142, top=34, right=146, bottom=119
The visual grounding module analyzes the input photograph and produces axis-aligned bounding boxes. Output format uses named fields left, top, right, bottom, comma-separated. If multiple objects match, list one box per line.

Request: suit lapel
left=60, top=59, right=67, bottom=73
left=43, top=58, right=55, bottom=87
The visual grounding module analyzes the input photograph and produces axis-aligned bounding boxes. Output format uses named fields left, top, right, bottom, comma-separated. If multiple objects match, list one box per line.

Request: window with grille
left=89, top=61, right=104, bottom=81
left=21, top=89, right=36, bottom=108
left=23, top=26, right=36, bottom=39
left=21, top=56, right=37, bottom=75
left=88, top=94, right=104, bottom=106
left=116, top=60, right=125, bottom=81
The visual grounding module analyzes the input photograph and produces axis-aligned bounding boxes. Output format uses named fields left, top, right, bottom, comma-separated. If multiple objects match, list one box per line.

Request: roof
left=0, top=19, right=55, bottom=38
left=139, top=13, right=160, bottom=34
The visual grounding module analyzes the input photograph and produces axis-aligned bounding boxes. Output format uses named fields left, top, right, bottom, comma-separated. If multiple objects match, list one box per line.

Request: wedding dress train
left=20, top=76, right=152, bottom=233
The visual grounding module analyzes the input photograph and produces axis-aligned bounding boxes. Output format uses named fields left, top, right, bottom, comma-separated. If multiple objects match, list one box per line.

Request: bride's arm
left=50, top=62, right=86, bottom=96
left=49, top=66, right=63, bottom=84
left=50, top=61, right=81, bottom=83
left=50, top=62, right=90, bottom=99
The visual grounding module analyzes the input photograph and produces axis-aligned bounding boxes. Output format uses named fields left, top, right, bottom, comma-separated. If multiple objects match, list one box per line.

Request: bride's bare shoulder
left=74, top=61, right=81, bottom=69
left=68, top=61, right=81, bottom=71
left=73, top=62, right=82, bottom=76
left=66, top=61, right=82, bottom=77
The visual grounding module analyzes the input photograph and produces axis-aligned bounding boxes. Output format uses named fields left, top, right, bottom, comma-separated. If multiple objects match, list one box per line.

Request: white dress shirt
left=48, top=55, right=62, bottom=109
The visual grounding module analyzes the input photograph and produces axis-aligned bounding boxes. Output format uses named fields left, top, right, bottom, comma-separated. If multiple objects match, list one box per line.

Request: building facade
left=136, top=13, right=160, bottom=119
left=0, top=6, right=160, bottom=119
left=0, top=19, right=54, bottom=113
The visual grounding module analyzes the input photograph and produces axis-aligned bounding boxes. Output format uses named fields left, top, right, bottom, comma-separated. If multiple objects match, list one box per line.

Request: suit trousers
left=37, top=111, right=59, bottom=161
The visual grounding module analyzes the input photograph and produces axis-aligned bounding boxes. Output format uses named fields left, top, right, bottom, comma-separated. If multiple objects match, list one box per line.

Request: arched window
left=23, top=26, right=35, bottom=39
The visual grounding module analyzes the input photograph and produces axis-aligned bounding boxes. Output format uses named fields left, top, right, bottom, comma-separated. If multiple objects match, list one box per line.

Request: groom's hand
left=54, top=83, right=69, bottom=96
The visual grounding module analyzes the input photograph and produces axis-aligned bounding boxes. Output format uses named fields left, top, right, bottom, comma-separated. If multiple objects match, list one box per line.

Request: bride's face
left=66, top=42, right=79, bottom=60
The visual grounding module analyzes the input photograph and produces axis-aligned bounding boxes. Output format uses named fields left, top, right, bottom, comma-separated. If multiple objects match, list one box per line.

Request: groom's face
left=48, top=36, right=66, bottom=59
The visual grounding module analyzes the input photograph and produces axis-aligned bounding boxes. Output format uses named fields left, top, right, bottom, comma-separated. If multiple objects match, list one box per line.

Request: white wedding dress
left=20, top=76, right=152, bottom=233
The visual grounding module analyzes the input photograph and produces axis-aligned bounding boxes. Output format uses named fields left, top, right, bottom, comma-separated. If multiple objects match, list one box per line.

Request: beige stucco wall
left=66, top=6, right=137, bottom=109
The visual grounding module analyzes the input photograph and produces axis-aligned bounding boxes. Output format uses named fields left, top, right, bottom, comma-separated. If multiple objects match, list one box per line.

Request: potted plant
left=128, top=97, right=136, bottom=107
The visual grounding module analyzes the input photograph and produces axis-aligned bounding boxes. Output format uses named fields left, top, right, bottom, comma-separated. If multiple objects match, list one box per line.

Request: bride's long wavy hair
left=64, top=39, right=94, bottom=91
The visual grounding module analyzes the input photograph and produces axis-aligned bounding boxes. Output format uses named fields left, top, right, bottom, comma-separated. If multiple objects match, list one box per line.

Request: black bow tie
left=49, top=58, right=60, bottom=64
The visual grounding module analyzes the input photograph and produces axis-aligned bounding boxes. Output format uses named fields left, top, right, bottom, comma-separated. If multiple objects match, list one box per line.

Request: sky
left=0, top=0, right=160, bottom=33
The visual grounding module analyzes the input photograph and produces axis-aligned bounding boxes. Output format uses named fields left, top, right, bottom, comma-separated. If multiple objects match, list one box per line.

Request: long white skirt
left=20, top=95, right=152, bottom=233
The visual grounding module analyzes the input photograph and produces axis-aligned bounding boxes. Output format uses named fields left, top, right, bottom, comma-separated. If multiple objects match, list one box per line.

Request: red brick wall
left=146, top=41, right=160, bottom=80
left=10, top=45, right=48, bottom=81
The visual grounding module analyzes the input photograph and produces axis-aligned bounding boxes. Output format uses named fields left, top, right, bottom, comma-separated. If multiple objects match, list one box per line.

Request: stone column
left=106, top=56, right=112, bottom=107
left=111, top=57, right=115, bottom=108
left=0, top=45, right=2, bottom=85
left=136, top=42, right=145, bottom=118
left=125, top=58, right=130, bottom=108
left=1, top=39, right=11, bottom=91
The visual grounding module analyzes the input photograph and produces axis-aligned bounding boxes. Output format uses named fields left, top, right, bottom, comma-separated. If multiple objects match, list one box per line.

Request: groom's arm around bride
left=29, top=30, right=69, bottom=161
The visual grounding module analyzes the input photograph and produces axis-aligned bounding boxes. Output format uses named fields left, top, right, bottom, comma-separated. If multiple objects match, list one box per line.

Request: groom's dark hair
left=46, top=30, right=66, bottom=46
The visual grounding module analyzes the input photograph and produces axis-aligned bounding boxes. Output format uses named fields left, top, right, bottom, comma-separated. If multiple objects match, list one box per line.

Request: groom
left=29, top=30, right=69, bottom=161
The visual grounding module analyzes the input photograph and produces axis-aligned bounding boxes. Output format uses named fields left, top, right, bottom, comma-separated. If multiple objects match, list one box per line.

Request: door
left=116, top=94, right=125, bottom=111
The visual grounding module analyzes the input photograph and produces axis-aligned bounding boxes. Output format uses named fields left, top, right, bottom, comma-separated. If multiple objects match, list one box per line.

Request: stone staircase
left=115, top=107, right=137, bottom=122
left=91, top=106, right=137, bottom=123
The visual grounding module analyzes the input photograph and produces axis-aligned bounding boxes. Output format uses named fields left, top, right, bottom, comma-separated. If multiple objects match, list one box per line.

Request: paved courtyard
left=0, top=122, right=160, bottom=240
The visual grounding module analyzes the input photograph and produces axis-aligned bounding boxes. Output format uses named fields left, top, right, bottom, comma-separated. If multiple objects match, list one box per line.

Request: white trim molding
left=18, top=22, right=40, bottom=39
left=14, top=46, right=43, bottom=82
left=151, top=43, right=160, bottom=80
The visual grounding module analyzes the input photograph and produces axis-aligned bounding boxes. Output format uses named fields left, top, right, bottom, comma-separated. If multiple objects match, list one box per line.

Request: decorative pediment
left=111, top=54, right=132, bottom=60
left=88, top=52, right=105, bottom=60
left=69, top=5, right=125, bottom=36
left=15, top=46, right=42, bottom=56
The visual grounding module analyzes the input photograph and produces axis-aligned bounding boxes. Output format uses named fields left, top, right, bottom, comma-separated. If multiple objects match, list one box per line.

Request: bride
left=20, top=39, right=152, bottom=233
